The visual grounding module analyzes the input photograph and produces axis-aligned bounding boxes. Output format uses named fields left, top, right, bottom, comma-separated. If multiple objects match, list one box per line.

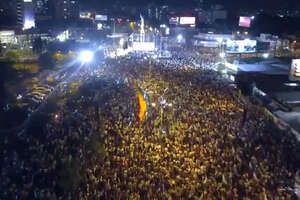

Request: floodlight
left=263, top=53, right=269, bottom=58
left=80, top=50, right=94, bottom=63
left=219, top=52, right=226, bottom=58
left=177, top=34, right=183, bottom=41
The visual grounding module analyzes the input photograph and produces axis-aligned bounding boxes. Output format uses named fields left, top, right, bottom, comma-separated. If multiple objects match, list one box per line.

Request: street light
left=177, top=34, right=183, bottom=42
left=219, top=52, right=226, bottom=58
left=79, top=50, right=94, bottom=63
left=263, top=53, right=269, bottom=58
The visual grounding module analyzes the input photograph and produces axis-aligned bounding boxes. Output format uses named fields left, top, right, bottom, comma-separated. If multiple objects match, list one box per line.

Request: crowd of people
left=1, top=49, right=300, bottom=199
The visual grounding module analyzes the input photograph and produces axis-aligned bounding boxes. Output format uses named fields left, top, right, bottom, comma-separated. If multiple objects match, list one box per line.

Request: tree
left=6, top=50, right=20, bottom=62
left=0, top=43, right=3, bottom=56
left=33, top=37, right=43, bottom=53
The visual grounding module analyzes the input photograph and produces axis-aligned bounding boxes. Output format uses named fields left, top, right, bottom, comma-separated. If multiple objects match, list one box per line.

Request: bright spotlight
left=80, top=50, right=94, bottom=63
left=263, top=53, right=269, bottom=59
left=119, top=38, right=124, bottom=46
left=177, top=34, right=183, bottom=41
left=23, top=19, right=35, bottom=30
left=219, top=52, right=226, bottom=58
left=251, top=16, right=255, bottom=20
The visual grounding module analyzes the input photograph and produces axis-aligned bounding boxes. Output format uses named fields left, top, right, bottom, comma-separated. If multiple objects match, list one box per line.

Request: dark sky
left=79, top=0, right=300, bottom=10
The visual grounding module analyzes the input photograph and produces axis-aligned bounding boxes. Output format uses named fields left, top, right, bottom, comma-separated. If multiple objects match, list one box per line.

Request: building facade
left=53, top=0, right=79, bottom=20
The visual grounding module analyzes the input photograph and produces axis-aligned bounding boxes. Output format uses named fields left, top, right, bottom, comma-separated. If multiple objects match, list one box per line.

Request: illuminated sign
left=239, top=16, right=251, bottom=28
left=80, top=12, right=92, bottom=19
left=226, top=39, right=257, bottom=53
left=132, top=42, right=155, bottom=51
left=24, top=0, right=32, bottom=2
left=95, top=15, right=108, bottom=21
left=193, top=40, right=219, bottom=48
left=290, top=59, right=300, bottom=81
left=169, top=17, right=179, bottom=25
left=179, top=17, right=196, bottom=25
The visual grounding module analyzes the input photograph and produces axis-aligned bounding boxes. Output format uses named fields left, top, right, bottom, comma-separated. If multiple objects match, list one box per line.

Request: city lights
left=216, top=37, right=223, bottom=43
left=119, top=38, right=125, bottom=46
left=79, top=50, right=94, bottom=63
left=1, top=1, right=300, bottom=199
left=263, top=53, right=269, bottom=58
left=219, top=52, right=226, bottom=58
left=23, top=19, right=35, bottom=30
left=177, top=34, right=183, bottom=42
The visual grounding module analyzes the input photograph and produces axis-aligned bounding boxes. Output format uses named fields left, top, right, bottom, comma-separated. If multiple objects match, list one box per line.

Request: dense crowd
left=1, top=50, right=300, bottom=199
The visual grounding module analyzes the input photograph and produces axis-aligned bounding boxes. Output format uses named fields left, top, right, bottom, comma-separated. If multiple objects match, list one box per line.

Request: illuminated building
left=16, top=0, right=23, bottom=26
left=13, top=0, right=35, bottom=29
left=34, top=0, right=49, bottom=16
left=53, top=0, right=79, bottom=20
left=23, top=0, right=35, bottom=29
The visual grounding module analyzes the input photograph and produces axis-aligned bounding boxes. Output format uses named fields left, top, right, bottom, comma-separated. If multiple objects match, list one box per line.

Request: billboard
left=289, top=59, right=300, bottom=81
left=80, top=12, right=92, bottom=19
left=132, top=42, right=155, bottom=51
left=194, top=33, right=232, bottom=41
left=95, top=15, right=108, bottom=21
left=239, top=16, right=251, bottom=28
left=193, top=40, right=219, bottom=48
left=169, top=17, right=179, bottom=25
left=179, top=17, right=196, bottom=25
left=226, top=39, right=257, bottom=53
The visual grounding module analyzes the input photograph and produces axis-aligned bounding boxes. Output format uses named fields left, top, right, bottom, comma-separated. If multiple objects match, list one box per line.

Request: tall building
left=34, top=0, right=54, bottom=22
left=16, top=0, right=23, bottom=26
left=23, top=0, right=35, bottom=29
left=53, top=0, right=79, bottom=20
left=34, top=0, right=49, bottom=16
left=12, top=0, right=35, bottom=29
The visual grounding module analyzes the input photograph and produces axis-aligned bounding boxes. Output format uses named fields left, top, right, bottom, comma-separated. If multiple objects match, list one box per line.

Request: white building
left=0, top=31, right=16, bottom=44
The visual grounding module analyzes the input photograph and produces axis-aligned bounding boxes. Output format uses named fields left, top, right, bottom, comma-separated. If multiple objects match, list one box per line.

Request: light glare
left=263, top=53, right=269, bottom=58
left=219, top=52, right=226, bottom=58
left=177, top=34, right=183, bottom=41
left=80, top=50, right=94, bottom=63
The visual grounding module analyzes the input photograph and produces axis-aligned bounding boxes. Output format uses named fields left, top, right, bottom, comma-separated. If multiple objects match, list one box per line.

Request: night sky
left=79, top=0, right=300, bottom=10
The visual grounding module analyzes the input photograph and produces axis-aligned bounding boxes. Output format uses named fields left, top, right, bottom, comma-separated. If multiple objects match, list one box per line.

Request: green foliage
left=5, top=49, right=34, bottom=62
left=6, top=50, right=20, bottom=62
left=22, top=49, right=33, bottom=57
left=33, top=37, right=43, bottom=53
